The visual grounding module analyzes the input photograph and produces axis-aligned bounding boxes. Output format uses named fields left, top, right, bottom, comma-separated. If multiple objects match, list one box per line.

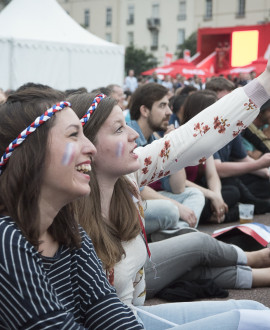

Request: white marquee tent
left=0, top=0, right=125, bottom=91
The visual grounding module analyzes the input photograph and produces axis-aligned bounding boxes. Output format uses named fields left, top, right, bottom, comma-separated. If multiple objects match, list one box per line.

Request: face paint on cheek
left=62, top=142, right=75, bottom=166
left=116, top=141, right=124, bottom=157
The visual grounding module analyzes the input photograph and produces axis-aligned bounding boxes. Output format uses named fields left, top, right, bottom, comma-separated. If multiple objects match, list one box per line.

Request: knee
left=184, top=232, right=212, bottom=249
left=165, top=204, right=180, bottom=225
left=186, top=187, right=205, bottom=200
left=227, top=185, right=241, bottom=203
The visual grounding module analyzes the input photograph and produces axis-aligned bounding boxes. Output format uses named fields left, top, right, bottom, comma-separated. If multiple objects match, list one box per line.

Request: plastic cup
left=238, top=203, right=254, bottom=224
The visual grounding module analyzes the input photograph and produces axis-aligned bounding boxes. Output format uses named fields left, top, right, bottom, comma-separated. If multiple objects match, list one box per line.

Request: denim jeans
left=144, top=200, right=180, bottom=235
left=136, top=300, right=269, bottom=329
left=145, top=232, right=252, bottom=298
left=158, top=187, right=205, bottom=228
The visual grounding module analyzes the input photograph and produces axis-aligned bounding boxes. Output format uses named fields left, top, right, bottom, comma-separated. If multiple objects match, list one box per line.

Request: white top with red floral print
left=113, top=80, right=270, bottom=308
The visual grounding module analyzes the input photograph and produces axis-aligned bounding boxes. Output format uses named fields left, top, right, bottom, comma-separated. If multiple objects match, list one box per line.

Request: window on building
left=178, top=0, right=186, bottom=20
left=152, top=3, right=159, bottom=18
left=151, top=30, right=159, bottom=50
left=237, top=0, right=245, bottom=17
left=105, top=33, right=112, bottom=42
left=84, top=9, right=90, bottom=27
left=106, top=7, right=112, bottom=26
left=127, top=5, right=134, bottom=24
left=205, top=0, right=212, bottom=19
left=127, top=32, right=134, bottom=46
left=177, top=29, right=185, bottom=47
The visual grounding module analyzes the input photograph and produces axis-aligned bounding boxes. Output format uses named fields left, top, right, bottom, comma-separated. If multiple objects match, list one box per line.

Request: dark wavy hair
left=129, top=83, right=168, bottom=120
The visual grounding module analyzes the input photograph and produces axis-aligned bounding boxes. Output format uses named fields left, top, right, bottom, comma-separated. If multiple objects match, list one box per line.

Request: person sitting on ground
left=69, top=58, right=270, bottom=327
left=182, top=89, right=241, bottom=223
left=241, top=99, right=270, bottom=159
left=0, top=84, right=142, bottom=329
left=206, top=76, right=270, bottom=201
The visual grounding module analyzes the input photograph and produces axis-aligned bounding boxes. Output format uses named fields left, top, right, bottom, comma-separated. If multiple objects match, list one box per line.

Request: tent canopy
left=141, top=59, right=212, bottom=80
left=0, top=0, right=124, bottom=91
left=218, top=57, right=267, bottom=77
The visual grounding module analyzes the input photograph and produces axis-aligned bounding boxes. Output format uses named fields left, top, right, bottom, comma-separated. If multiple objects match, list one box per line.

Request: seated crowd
left=1, top=62, right=270, bottom=329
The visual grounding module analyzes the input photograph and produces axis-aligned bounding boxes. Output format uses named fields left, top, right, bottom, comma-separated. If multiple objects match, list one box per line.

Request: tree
left=176, top=31, right=197, bottom=59
left=125, top=45, right=158, bottom=76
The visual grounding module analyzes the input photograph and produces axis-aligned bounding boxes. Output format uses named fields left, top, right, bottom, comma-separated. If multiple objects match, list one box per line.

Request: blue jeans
left=136, top=300, right=269, bottom=329
left=159, top=187, right=205, bottom=228
left=144, top=200, right=179, bottom=234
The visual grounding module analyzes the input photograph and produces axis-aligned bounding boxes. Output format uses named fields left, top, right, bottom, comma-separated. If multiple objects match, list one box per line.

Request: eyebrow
left=65, top=124, right=80, bottom=130
left=112, top=119, right=124, bottom=125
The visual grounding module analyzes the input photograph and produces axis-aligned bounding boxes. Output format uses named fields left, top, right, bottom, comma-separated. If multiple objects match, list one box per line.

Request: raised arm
left=134, top=57, right=270, bottom=188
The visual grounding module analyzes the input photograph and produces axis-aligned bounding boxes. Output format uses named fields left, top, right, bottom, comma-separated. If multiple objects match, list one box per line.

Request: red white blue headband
left=80, top=93, right=107, bottom=126
left=0, top=101, right=71, bottom=176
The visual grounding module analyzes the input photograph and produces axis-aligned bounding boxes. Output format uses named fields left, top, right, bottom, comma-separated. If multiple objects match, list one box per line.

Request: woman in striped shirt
left=0, top=85, right=143, bottom=329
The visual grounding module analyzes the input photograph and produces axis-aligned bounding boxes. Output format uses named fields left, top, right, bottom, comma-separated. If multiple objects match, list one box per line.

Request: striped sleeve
left=0, top=218, right=84, bottom=329
left=77, top=229, right=144, bottom=329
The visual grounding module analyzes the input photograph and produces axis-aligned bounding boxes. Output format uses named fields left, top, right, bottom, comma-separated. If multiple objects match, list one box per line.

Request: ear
left=140, top=105, right=150, bottom=118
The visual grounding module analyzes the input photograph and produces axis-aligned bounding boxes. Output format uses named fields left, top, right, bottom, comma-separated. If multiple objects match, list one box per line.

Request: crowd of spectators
left=2, top=61, right=270, bottom=328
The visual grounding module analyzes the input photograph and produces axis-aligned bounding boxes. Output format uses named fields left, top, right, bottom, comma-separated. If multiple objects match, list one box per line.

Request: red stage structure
left=141, top=23, right=270, bottom=79
left=195, top=23, right=270, bottom=75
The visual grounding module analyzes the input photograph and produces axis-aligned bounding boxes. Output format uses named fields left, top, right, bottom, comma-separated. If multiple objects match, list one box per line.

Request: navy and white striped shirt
left=0, top=216, right=143, bottom=329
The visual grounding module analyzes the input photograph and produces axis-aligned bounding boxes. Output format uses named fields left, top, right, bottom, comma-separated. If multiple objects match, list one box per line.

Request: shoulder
left=0, top=216, right=32, bottom=249
left=128, top=121, right=148, bottom=147
left=0, top=216, right=40, bottom=268
left=77, top=226, right=104, bottom=266
left=78, top=226, right=96, bottom=253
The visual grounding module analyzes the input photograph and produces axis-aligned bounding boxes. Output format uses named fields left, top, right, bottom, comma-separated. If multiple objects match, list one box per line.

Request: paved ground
left=145, top=213, right=270, bottom=308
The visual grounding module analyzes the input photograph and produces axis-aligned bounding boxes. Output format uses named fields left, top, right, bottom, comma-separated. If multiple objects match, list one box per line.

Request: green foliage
left=175, top=31, right=197, bottom=59
left=125, top=45, right=158, bottom=76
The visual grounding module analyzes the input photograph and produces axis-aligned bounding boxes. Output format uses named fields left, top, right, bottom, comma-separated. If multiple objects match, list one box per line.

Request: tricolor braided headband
left=0, top=101, right=71, bottom=176
left=80, top=93, right=106, bottom=126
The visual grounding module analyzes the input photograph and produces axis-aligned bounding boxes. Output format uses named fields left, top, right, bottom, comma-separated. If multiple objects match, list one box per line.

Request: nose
left=83, top=134, right=97, bottom=156
left=166, top=104, right=173, bottom=116
left=127, top=126, right=139, bottom=141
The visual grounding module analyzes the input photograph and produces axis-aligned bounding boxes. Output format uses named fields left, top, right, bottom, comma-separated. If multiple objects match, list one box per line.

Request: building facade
left=57, top=0, right=270, bottom=65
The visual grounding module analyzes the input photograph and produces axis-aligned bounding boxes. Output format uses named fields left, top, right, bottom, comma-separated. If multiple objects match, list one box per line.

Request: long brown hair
left=68, top=92, right=141, bottom=270
left=0, top=85, right=81, bottom=249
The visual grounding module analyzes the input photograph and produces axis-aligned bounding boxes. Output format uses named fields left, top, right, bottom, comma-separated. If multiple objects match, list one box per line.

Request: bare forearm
left=215, top=161, right=264, bottom=178
left=169, top=170, right=186, bottom=194
left=186, top=180, right=213, bottom=199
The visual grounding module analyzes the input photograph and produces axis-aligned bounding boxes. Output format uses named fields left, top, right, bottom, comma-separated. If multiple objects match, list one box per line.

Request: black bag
left=156, top=279, right=228, bottom=302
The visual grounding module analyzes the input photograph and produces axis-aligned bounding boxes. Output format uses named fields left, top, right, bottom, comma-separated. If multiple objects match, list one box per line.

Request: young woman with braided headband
left=0, top=85, right=143, bottom=329
left=69, top=56, right=270, bottom=329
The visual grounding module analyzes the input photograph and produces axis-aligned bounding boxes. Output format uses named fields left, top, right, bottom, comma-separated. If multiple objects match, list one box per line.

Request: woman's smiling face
left=41, top=107, right=96, bottom=206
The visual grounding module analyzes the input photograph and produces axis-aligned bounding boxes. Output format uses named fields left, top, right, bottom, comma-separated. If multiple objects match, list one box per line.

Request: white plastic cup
left=238, top=203, right=254, bottom=224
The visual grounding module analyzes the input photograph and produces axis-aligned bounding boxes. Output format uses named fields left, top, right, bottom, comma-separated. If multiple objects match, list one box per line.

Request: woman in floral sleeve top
left=70, top=59, right=270, bottom=329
